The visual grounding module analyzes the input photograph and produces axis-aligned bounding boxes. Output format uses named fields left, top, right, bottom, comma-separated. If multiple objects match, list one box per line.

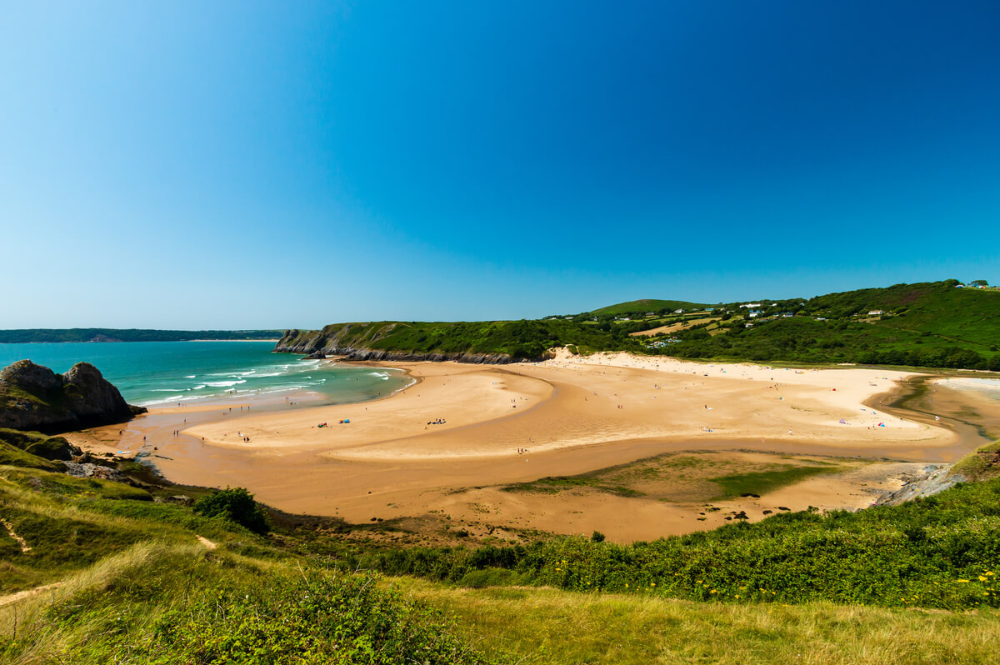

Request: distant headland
left=0, top=329, right=282, bottom=344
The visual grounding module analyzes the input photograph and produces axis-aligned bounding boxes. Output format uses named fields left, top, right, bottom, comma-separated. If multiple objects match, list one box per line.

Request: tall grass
left=392, top=577, right=1000, bottom=665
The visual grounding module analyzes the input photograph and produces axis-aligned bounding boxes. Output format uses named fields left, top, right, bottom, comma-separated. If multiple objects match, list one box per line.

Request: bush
left=591, top=530, right=606, bottom=543
left=194, top=487, right=270, bottom=535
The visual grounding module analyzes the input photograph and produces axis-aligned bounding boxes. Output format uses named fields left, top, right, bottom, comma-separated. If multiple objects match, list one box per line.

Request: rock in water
left=0, top=360, right=147, bottom=433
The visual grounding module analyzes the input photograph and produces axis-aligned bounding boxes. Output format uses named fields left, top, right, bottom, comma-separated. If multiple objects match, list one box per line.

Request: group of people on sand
left=236, top=430, right=250, bottom=442
left=426, top=418, right=447, bottom=426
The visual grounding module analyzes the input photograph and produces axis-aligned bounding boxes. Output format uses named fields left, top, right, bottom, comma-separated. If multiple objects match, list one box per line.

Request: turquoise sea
left=0, top=342, right=410, bottom=407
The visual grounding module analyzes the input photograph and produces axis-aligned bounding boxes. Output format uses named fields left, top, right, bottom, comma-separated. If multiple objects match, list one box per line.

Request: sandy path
left=1, top=518, right=30, bottom=553
left=0, top=583, right=62, bottom=608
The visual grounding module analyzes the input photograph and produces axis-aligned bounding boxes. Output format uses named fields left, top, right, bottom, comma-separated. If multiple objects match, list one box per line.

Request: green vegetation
left=0, top=428, right=76, bottom=463
left=193, top=486, right=271, bottom=535
left=0, top=466, right=509, bottom=664
left=4, top=449, right=1000, bottom=662
left=393, top=578, right=1000, bottom=665
left=0, top=441, right=61, bottom=470
left=499, top=452, right=845, bottom=503
left=285, top=280, right=1000, bottom=370
left=651, top=280, right=1000, bottom=370
left=351, top=478, right=1000, bottom=611
left=710, top=464, right=843, bottom=498
left=588, top=299, right=711, bottom=317
left=280, top=319, right=644, bottom=360
left=951, top=440, right=1000, bottom=482
left=0, top=328, right=282, bottom=343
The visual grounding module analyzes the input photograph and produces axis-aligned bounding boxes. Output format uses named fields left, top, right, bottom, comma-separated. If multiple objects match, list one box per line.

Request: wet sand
left=74, top=352, right=1000, bottom=542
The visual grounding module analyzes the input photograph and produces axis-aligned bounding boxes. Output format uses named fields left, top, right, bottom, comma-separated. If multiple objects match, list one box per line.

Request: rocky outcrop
left=873, top=465, right=966, bottom=507
left=274, top=327, right=548, bottom=364
left=0, top=360, right=147, bottom=434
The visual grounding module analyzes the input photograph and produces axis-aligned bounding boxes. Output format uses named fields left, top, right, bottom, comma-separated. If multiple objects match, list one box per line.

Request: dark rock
left=873, top=465, right=963, bottom=507
left=0, top=360, right=147, bottom=434
left=166, top=494, right=194, bottom=506
left=303, top=351, right=327, bottom=360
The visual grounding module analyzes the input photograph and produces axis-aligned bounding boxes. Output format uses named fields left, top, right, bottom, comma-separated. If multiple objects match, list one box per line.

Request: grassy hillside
left=648, top=280, right=1000, bottom=370
left=589, top=299, right=711, bottom=317
left=279, top=319, right=643, bottom=359
left=0, top=461, right=509, bottom=664
left=0, top=329, right=282, bottom=343
left=280, top=280, right=999, bottom=370
left=396, top=578, right=1000, bottom=665
left=3, top=442, right=1000, bottom=662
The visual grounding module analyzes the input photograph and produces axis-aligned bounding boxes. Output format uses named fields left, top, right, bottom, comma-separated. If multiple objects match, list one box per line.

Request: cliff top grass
left=3, top=452, right=1000, bottom=662
left=280, top=318, right=643, bottom=359
left=0, top=461, right=513, bottom=664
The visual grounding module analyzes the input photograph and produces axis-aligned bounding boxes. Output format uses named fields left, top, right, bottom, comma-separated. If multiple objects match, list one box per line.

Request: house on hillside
left=782, top=313, right=794, bottom=318
left=868, top=310, right=884, bottom=316
left=748, top=310, right=761, bottom=318
left=674, top=309, right=684, bottom=314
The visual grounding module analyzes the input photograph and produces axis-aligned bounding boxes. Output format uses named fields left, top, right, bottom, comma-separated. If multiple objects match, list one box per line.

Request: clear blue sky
left=2, top=1, right=998, bottom=329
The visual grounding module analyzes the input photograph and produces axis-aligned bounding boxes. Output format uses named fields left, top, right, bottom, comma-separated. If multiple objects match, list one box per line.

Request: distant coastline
left=0, top=329, right=283, bottom=344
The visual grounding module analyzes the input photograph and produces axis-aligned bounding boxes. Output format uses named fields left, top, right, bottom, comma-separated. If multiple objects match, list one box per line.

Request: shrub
left=194, top=487, right=270, bottom=535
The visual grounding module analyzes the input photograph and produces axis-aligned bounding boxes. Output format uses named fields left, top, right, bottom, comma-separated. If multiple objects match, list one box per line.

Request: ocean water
left=943, top=378, right=1000, bottom=396
left=0, top=341, right=409, bottom=407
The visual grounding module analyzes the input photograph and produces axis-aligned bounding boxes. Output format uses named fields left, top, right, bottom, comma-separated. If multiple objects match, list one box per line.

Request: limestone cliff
left=272, top=323, right=546, bottom=364
left=0, top=360, right=147, bottom=433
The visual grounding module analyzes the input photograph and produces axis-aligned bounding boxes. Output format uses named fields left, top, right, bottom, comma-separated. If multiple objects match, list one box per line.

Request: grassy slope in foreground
left=0, top=464, right=508, bottom=664
left=2, top=450, right=1000, bottom=663
left=394, top=578, right=1000, bottom=665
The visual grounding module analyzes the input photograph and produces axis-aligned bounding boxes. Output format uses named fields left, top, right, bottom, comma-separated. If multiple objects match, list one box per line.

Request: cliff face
left=273, top=326, right=533, bottom=364
left=0, top=360, right=147, bottom=434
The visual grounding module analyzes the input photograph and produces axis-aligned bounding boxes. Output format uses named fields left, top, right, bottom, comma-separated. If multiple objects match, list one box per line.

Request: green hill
left=649, top=280, right=1000, bottom=370
left=590, top=299, right=712, bottom=316
left=275, top=319, right=641, bottom=360
left=274, top=280, right=1000, bottom=370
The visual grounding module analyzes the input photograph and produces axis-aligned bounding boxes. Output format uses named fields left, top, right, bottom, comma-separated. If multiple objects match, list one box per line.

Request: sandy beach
left=76, top=351, right=994, bottom=542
